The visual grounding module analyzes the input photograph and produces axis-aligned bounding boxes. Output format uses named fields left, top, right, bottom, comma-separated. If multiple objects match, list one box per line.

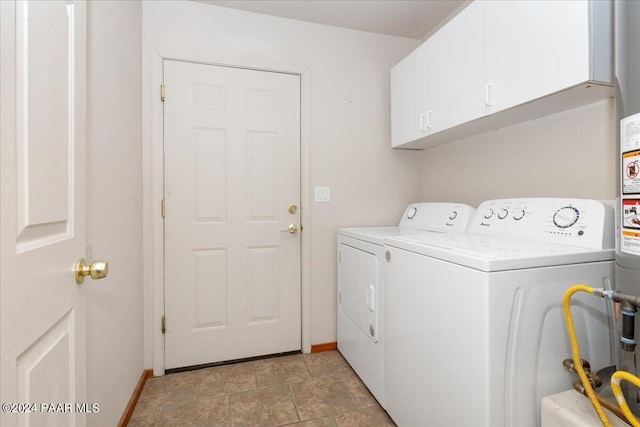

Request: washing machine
left=383, top=198, right=615, bottom=427
left=337, top=202, right=475, bottom=406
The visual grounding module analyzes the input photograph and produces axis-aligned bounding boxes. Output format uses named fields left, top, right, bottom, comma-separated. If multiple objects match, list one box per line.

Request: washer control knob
left=513, top=209, right=526, bottom=221
left=498, top=209, right=509, bottom=219
left=449, top=211, right=458, bottom=220
left=407, top=207, right=417, bottom=219
left=553, top=206, right=580, bottom=228
left=483, top=209, right=494, bottom=219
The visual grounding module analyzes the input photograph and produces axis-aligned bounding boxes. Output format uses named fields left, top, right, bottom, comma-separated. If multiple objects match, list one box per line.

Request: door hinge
left=161, top=315, right=166, bottom=334
left=161, top=199, right=165, bottom=218
left=160, top=83, right=165, bottom=102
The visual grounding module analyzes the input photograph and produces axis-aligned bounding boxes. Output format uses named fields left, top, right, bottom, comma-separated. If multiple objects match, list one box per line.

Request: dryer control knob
left=483, top=209, right=494, bottom=219
left=498, top=209, right=509, bottom=219
left=407, top=207, right=417, bottom=219
left=449, top=211, right=458, bottom=220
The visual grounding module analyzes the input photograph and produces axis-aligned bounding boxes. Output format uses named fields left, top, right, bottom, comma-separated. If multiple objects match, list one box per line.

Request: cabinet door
left=427, top=1, right=486, bottom=134
left=390, top=43, right=428, bottom=147
left=485, top=0, right=590, bottom=114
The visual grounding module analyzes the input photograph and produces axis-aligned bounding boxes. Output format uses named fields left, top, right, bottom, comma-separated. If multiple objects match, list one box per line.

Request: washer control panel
left=398, top=203, right=476, bottom=232
left=467, top=198, right=614, bottom=249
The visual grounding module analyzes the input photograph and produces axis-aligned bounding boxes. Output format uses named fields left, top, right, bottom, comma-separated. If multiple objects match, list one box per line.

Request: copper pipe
left=572, top=380, right=631, bottom=425
left=587, top=372, right=604, bottom=388
left=564, top=358, right=591, bottom=373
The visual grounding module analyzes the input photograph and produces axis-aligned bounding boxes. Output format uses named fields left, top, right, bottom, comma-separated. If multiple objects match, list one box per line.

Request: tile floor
left=129, top=351, right=396, bottom=426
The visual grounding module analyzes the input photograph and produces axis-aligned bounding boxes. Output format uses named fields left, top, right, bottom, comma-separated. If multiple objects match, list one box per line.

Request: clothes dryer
left=383, top=198, right=615, bottom=427
left=337, top=202, right=475, bottom=406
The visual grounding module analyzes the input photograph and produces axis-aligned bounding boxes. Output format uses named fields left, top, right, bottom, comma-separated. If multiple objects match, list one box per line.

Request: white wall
left=86, top=1, right=143, bottom=425
left=142, top=0, right=420, bottom=363
left=419, top=100, right=616, bottom=206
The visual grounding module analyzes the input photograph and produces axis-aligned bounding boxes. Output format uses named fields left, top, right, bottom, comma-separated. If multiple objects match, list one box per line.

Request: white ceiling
left=197, top=1, right=468, bottom=40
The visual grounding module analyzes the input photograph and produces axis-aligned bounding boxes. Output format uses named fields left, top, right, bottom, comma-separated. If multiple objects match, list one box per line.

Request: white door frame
left=147, top=48, right=311, bottom=376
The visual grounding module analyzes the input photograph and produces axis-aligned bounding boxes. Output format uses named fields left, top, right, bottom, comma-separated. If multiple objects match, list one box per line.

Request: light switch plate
left=315, top=186, right=330, bottom=202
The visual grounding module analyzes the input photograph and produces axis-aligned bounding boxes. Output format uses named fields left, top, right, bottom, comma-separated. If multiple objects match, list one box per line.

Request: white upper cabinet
left=427, top=1, right=486, bottom=134
left=391, top=0, right=613, bottom=149
left=485, top=1, right=590, bottom=115
left=390, top=43, right=428, bottom=147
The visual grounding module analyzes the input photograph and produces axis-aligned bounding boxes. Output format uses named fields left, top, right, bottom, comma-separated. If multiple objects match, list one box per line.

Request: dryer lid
left=337, top=227, right=445, bottom=245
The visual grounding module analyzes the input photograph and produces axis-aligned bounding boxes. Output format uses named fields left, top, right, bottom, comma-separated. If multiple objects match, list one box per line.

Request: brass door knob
left=280, top=224, right=299, bottom=234
left=75, top=258, right=109, bottom=284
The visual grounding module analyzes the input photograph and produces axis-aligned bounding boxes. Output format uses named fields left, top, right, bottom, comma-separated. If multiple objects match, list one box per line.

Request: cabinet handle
left=419, top=113, right=428, bottom=132
left=426, top=111, right=433, bottom=129
left=485, top=84, right=494, bottom=107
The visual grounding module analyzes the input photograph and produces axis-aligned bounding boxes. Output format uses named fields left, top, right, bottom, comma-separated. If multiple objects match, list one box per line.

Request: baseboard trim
left=311, top=342, right=337, bottom=353
left=118, top=369, right=153, bottom=427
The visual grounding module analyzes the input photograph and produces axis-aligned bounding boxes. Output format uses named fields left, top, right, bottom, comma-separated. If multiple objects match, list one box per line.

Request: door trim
left=146, top=48, right=311, bottom=376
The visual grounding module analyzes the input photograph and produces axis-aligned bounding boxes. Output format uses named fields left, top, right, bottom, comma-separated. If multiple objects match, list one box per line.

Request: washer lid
left=384, top=232, right=614, bottom=272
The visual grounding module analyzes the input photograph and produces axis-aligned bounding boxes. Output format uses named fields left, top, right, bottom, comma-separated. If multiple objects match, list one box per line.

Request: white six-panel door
left=1, top=1, right=87, bottom=426
left=163, top=60, right=301, bottom=369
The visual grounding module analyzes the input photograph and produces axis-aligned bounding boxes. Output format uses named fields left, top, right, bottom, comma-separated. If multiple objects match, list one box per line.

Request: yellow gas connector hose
left=563, top=285, right=612, bottom=427
left=611, top=371, right=640, bottom=426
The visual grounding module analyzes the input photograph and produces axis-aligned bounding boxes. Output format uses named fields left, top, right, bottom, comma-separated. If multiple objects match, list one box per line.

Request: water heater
left=615, top=0, right=640, bottom=414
